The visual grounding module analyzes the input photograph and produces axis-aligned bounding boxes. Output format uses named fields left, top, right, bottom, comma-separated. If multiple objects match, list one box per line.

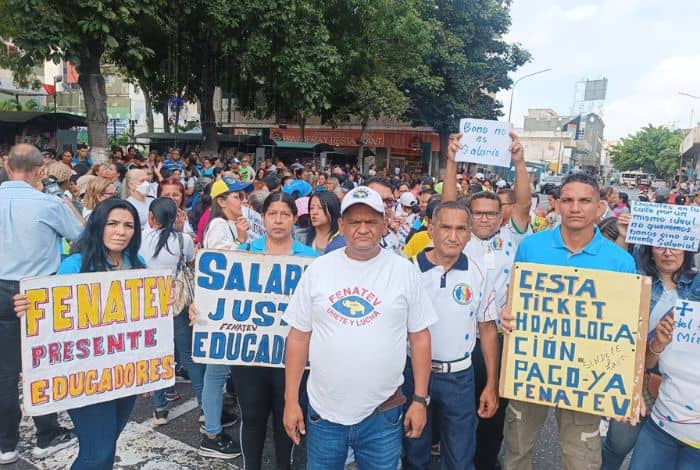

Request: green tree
left=323, top=0, right=438, bottom=163
left=404, top=0, right=530, bottom=168
left=0, top=98, right=43, bottom=111
left=235, top=0, right=340, bottom=143
left=0, top=0, right=161, bottom=162
left=609, top=125, right=683, bottom=179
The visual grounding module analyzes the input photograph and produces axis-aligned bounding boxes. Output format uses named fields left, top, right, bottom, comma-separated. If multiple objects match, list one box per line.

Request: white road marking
left=16, top=398, right=242, bottom=469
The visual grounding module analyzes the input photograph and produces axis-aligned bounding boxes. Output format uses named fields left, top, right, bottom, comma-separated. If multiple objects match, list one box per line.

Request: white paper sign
left=456, top=118, right=513, bottom=167
left=626, top=201, right=700, bottom=251
left=192, top=250, right=313, bottom=367
left=20, top=269, right=175, bottom=415
left=672, top=299, right=700, bottom=353
left=242, top=206, right=265, bottom=241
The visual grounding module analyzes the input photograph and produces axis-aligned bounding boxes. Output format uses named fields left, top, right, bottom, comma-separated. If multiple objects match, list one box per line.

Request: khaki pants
left=503, top=401, right=601, bottom=470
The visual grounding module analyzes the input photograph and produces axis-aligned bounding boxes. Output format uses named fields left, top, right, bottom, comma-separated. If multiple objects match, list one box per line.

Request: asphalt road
left=7, top=379, right=634, bottom=470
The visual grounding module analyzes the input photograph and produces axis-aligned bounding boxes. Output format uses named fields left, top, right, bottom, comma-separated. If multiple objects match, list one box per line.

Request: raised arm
left=509, top=132, right=531, bottom=231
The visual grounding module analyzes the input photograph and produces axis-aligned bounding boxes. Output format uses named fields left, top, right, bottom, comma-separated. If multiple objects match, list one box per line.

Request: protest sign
left=20, top=269, right=174, bottom=416
left=242, top=206, right=265, bottom=242
left=192, top=250, right=313, bottom=367
left=500, top=263, right=651, bottom=419
left=456, top=118, right=513, bottom=167
left=626, top=201, right=700, bottom=251
left=671, top=299, right=700, bottom=353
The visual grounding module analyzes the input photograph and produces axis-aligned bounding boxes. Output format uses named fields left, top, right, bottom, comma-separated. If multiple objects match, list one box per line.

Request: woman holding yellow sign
left=14, top=198, right=150, bottom=470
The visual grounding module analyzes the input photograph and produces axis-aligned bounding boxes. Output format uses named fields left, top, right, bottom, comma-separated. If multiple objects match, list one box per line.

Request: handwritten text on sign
left=456, top=118, right=513, bottom=167
left=192, top=250, right=313, bottom=367
left=672, top=299, right=700, bottom=353
left=626, top=201, right=700, bottom=251
left=20, top=270, right=174, bottom=416
left=500, top=263, right=650, bottom=419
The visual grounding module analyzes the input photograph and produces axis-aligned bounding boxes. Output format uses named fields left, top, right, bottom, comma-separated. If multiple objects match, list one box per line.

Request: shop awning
left=0, top=111, right=86, bottom=129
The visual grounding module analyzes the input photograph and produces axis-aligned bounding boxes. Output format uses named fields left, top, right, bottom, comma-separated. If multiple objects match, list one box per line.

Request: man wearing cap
left=443, top=132, right=531, bottom=470
left=403, top=200, right=499, bottom=470
left=283, top=186, right=437, bottom=470
left=325, top=177, right=401, bottom=253
left=396, top=192, right=419, bottom=249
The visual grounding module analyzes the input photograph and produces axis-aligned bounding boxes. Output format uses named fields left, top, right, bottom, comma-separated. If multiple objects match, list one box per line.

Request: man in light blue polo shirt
left=0, top=144, right=83, bottom=464
left=501, top=173, right=636, bottom=470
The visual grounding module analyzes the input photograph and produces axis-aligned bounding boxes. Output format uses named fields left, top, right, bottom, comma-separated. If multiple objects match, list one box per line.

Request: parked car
left=537, top=174, right=566, bottom=194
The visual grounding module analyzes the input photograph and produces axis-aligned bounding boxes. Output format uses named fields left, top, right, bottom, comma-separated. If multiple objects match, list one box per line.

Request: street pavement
left=6, top=380, right=630, bottom=470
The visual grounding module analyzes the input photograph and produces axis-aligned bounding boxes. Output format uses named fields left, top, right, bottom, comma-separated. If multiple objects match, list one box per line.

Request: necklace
left=107, top=253, right=122, bottom=269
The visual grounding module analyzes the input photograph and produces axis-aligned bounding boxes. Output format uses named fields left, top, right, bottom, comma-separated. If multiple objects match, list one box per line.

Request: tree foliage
left=609, top=125, right=683, bottom=178
left=0, top=0, right=161, bottom=161
left=404, top=0, right=530, bottom=162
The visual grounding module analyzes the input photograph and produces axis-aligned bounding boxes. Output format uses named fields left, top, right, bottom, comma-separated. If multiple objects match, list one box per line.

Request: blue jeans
left=152, top=312, right=205, bottom=411
left=67, top=396, right=136, bottom=470
left=306, top=404, right=403, bottom=470
left=201, top=364, right=230, bottom=435
left=601, top=418, right=645, bottom=470
left=402, top=362, right=476, bottom=470
left=629, top=419, right=700, bottom=470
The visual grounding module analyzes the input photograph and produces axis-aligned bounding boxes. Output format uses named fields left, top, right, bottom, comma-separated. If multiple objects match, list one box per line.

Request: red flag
left=42, top=84, right=56, bottom=96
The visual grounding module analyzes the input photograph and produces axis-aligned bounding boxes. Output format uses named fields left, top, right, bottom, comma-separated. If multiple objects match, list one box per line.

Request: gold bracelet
left=648, top=339, right=664, bottom=355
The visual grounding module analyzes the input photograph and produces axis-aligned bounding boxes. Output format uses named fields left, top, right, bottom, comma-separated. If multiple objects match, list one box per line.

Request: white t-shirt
left=126, top=196, right=152, bottom=228
left=139, top=226, right=195, bottom=275
left=414, top=251, right=497, bottom=362
left=652, top=302, right=700, bottom=448
left=463, top=222, right=531, bottom=312
left=283, top=248, right=437, bottom=425
left=203, top=217, right=241, bottom=250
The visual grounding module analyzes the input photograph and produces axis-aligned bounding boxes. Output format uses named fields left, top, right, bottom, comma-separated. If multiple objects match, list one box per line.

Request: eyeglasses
left=471, top=211, right=500, bottom=220
left=652, top=246, right=683, bottom=255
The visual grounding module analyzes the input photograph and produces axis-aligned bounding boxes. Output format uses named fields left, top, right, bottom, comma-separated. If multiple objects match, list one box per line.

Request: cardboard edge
left=630, top=275, right=652, bottom=419
left=498, top=264, right=519, bottom=399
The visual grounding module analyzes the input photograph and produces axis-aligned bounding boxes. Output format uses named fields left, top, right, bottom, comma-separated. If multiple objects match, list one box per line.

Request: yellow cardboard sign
left=500, top=263, right=651, bottom=419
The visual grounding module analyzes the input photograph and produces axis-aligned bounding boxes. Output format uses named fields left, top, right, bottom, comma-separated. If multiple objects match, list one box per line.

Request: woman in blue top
left=14, top=198, right=147, bottom=470
left=236, top=192, right=316, bottom=470
left=604, top=244, right=700, bottom=469
left=191, top=192, right=316, bottom=469
left=627, top=246, right=700, bottom=469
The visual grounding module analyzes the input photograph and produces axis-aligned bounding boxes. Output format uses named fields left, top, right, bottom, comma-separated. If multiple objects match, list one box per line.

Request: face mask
left=136, top=180, right=151, bottom=196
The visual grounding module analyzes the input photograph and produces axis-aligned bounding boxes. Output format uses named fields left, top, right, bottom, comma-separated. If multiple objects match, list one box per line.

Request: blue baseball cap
left=282, top=179, right=313, bottom=197
left=211, top=177, right=253, bottom=198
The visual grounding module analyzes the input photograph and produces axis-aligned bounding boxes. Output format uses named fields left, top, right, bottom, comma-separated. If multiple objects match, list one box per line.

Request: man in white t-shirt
left=442, top=132, right=531, bottom=470
left=283, top=186, right=437, bottom=470
left=403, top=201, right=500, bottom=470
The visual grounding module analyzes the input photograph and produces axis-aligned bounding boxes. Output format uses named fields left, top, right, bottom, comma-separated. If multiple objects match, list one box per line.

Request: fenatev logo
left=327, top=287, right=381, bottom=327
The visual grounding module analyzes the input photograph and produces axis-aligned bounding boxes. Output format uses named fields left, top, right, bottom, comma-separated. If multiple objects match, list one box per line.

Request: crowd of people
left=0, top=136, right=698, bottom=470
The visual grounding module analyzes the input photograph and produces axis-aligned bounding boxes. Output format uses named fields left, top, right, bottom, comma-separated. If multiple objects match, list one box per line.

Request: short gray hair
left=248, top=188, right=270, bottom=213
left=8, top=144, right=43, bottom=172
left=432, top=200, right=471, bottom=226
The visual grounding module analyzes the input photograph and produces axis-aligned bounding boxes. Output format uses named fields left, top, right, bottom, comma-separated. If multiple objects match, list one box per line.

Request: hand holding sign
left=670, top=300, right=700, bottom=353
left=654, top=310, right=675, bottom=351
left=456, top=118, right=513, bottom=167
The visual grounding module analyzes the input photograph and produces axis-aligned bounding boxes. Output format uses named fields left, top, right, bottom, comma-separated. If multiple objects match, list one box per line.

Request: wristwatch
left=413, top=394, right=431, bottom=407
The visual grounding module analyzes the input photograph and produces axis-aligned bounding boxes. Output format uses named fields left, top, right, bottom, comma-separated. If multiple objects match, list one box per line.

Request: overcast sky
left=495, top=0, right=699, bottom=140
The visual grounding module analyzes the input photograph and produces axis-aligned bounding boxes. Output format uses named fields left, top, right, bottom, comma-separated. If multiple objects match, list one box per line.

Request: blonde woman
left=82, top=177, right=117, bottom=219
